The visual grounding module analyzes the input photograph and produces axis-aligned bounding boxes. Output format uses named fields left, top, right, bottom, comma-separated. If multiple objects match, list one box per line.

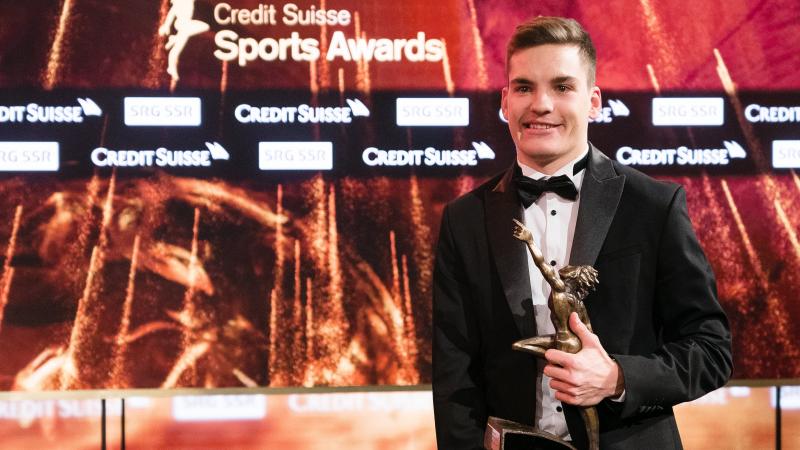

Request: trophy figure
left=484, top=219, right=600, bottom=450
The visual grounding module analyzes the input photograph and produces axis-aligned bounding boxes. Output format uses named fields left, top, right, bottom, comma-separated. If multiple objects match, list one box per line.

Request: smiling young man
left=432, top=17, right=732, bottom=449
left=503, top=42, right=600, bottom=174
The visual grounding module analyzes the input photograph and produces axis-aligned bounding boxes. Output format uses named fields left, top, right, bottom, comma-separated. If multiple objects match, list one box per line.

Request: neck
left=518, top=147, right=587, bottom=175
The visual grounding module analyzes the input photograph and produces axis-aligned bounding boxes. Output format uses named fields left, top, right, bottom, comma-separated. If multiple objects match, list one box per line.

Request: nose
left=529, top=90, right=553, bottom=115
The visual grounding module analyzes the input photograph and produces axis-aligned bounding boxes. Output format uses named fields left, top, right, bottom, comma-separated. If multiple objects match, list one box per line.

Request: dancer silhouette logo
left=159, top=0, right=210, bottom=82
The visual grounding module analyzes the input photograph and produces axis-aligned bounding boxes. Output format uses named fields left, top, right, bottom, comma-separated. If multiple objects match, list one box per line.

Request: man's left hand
left=543, top=312, right=625, bottom=406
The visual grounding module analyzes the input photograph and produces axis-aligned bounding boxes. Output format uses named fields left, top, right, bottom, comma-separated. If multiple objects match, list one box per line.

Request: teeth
left=524, top=123, right=556, bottom=129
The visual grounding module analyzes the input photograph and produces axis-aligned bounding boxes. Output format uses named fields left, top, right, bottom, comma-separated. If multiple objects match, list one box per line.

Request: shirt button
left=556, top=406, right=563, bottom=412
left=550, top=260, right=557, bottom=266
left=550, top=210, right=557, bottom=216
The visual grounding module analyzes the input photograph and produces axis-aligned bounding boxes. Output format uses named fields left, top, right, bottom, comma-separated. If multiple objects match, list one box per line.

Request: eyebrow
left=551, top=76, right=578, bottom=85
left=509, top=75, right=579, bottom=85
left=509, top=77, right=532, bottom=85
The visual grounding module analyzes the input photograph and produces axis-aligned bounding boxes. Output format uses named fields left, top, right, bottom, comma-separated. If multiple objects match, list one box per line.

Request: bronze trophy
left=484, top=219, right=600, bottom=450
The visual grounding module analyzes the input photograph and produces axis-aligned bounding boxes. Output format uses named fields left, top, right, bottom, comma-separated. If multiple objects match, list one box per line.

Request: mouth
left=521, top=121, right=561, bottom=131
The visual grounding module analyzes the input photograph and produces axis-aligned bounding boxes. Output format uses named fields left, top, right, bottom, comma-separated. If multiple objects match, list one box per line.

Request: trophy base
left=484, top=416, right=577, bottom=450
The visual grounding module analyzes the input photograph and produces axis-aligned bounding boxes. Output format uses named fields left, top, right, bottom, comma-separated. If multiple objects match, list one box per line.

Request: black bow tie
left=513, top=151, right=589, bottom=207
left=515, top=175, right=578, bottom=207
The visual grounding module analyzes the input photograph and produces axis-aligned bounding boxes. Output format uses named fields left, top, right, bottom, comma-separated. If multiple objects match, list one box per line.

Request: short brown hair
left=506, top=16, right=597, bottom=85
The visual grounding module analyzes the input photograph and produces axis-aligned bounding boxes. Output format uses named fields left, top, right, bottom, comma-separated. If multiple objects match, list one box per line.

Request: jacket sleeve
left=432, top=204, right=487, bottom=449
left=611, top=187, right=733, bottom=419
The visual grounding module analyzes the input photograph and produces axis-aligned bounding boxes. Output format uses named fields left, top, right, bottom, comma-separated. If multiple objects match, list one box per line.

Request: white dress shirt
left=519, top=147, right=589, bottom=440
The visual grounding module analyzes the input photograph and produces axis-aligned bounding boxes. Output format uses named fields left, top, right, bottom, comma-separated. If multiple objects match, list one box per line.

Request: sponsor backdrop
left=0, top=0, right=798, bottom=392
left=0, top=386, right=796, bottom=449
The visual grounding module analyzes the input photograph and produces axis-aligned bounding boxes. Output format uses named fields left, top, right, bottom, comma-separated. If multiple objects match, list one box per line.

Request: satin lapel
left=485, top=165, right=535, bottom=339
left=563, top=406, right=589, bottom=450
left=569, top=145, right=626, bottom=267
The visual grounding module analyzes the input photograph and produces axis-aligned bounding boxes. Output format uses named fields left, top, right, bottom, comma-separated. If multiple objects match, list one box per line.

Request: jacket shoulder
left=444, top=170, right=506, bottom=214
left=611, top=161, right=682, bottom=206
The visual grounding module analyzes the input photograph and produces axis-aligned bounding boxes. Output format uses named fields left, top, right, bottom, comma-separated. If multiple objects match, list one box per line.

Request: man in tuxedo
left=432, top=16, right=732, bottom=449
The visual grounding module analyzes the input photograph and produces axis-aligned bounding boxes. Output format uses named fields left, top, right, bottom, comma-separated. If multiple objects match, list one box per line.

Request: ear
left=501, top=86, right=509, bottom=120
left=588, top=85, right=602, bottom=119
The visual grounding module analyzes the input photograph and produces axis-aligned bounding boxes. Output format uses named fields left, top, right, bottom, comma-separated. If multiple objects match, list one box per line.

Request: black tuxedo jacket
left=432, top=145, right=732, bottom=449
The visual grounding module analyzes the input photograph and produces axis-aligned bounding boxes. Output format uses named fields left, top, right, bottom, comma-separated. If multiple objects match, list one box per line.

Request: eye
left=514, top=85, right=531, bottom=93
left=556, top=84, right=571, bottom=93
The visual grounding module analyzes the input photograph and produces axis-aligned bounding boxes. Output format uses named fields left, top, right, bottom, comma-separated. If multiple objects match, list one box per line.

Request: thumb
left=569, top=312, right=599, bottom=348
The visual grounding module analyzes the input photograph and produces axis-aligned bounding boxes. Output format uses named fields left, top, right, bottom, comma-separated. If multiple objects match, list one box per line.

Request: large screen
left=0, top=0, right=797, bottom=392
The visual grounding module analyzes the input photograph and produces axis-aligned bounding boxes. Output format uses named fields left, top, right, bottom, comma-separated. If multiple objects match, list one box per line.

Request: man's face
left=501, top=44, right=601, bottom=173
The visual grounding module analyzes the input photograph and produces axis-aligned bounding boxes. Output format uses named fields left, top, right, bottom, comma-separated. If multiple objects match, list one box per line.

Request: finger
left=549, top=379, right=580, bottom=396
left=554, top=391, right=580, bottom=406
left=545, top=349, right=574, bottom=368
left=543, top=363, right=571, bottom=382
left=569, top=312, right=599, bottom=348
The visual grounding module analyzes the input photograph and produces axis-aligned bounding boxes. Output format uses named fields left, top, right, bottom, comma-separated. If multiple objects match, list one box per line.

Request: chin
left=518, top=146, right=564, bottom=162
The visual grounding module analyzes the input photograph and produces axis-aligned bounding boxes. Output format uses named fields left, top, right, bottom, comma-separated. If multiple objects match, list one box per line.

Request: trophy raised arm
left=484, top=219, right=600, bottom=450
